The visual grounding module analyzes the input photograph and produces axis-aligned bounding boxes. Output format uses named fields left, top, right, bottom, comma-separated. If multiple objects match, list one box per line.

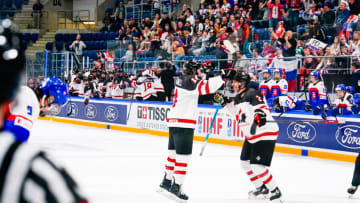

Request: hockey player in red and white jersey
left=158, top=61, right=224, bottom=202
left=103, top=71, right=115, bottom=99
left=133, top=69, right=159, bottom=101
left=112, top=69, right=130, bottom=100
left=268, top=68, right=288, bottom=107
left=69, top=74, right=83, bottom=96
left=215, top=71, right=283, bottom=202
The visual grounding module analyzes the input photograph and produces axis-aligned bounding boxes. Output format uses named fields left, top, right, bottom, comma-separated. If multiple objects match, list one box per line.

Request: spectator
left=286, top=0, right=303, bottom=31
left=234, top=50, right=250, bottom=71
left=348, top=0, right=360, bottom=14
left=114, top=2, right=125, bottom=28
left=160, top=32, right=172, bottom=58
left=272, top=30, right=297, bottom=57
left=101, top=12, right=115, bottom=32
left=268, top=0, right=285, bottom=30
left=142, top=16, right=154, bottom=29
left=32, top=0, right=43, bottom=29
left=249, top=48, right=267, bottom=73
left=302, top=3, right=320, bottom=22
left=334, top=2, right=351, bottom=35
left=335, top=46, right=351, bottom=74
left=194, top=16, right=204, bottom=32
left=351, top=62, right=360, bottom=93
left=329, top=36, right=341, bottom=54
left=160, top=61, right=176, bottom=100
left=319, top=3, right=335, bottom=28
left=69, top=34, right=86, bottom=71
left=160, top=12, right=172, bottom=30
left=152, top=13, right=161, bottom=30
left=27, top=78, right=35, bottom=90
left=316, top=46, right=336, bottom=71
left=350, top=31, right=360, bottom=55
left=222, top=0, right=231, bottom=13
left=312, top=21, right=327, bottom=42
left=172, top=35, right=185, bottom=70
left=185, top=10, right=195, bottom=26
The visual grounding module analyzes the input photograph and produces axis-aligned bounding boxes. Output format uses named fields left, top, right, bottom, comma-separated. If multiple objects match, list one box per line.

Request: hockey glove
left=120, top=84, right=126, bottom=89
left=312, top=105, right=323, bottom=115
left=220, top=68, right=236, bottom=80
left=214, top=93, right=230, bottom=107
left=331, top=107, right=342, bottom=116
left=305, top=104, right=312, bottom=112
left=254, top=109, right=267, bottom=127
left=351, top=105, right=360, bottom=114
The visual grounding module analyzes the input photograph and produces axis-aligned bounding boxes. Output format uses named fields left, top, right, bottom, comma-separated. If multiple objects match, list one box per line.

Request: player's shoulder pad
left=174, top=75, right=199, bottom=90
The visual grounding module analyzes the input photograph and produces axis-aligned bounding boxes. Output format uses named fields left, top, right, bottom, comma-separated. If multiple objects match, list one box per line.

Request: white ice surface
left=29, top=120, right=359, bottom=203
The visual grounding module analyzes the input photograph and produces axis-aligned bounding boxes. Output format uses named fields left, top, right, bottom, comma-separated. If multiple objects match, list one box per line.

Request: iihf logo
left=66, top=103, right=78, bottom=117
left=105, top=106, right=119, bottom=122
left=84, top=104, right=97, bottom=119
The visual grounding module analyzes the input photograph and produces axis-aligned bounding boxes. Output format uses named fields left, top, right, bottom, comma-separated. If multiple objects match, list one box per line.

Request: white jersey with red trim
left=134, top=76, right=157, bottom=100
left=334, top=92, right=353, bottom=108
left=270, top=79, right=288, bottom=97
left=278, top=95, right=296, bottom=109
left=154, top=78, right=165, bottom=94
left=167, top=75, right=224, bottom=129
left=4, top=86, right=40, bottom=141
left=104, top=80, right=114, bottom=99
left=223, top=88, right=279, bottom=143
left=308, top=81, right=328, bottom=106
left=77, top=83, right=85, bottom=97
left=69, top=81, right=82, bottom=95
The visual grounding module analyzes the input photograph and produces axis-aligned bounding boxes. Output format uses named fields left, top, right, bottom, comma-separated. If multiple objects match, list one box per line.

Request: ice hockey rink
left=30, top=120, right=359, bottom=203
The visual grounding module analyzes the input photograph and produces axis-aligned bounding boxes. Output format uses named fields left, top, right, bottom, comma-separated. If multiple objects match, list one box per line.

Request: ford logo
left=104, top=106, right=119, bottom=122
left=335, top=125, right=360, bottom=149
left=84, top=104, right=97, bottom=119
left=286, top=122, right=316, bottom=143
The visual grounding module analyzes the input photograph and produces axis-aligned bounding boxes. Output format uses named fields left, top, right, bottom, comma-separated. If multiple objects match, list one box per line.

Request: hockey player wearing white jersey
left=5, top=77, right=69, bottom=142
left=307, top=71, right=329, bottom=115
left=215, top=71, right=283, bottom=202
left=112, top=69, right=130, bottom=100
left=259, top=69, right=272, bottom=101
left=327, top=84, right=353, bottom=116
left=268, top=68, right=288, bottom=107
left=158, top=61, right=224, bottom=202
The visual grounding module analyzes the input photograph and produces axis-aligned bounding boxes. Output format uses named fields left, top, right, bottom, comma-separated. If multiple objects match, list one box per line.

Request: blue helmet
left=335, top=84, right=346, bottom=92
left=39, top=77, right=69, bottom=106
left=353, top=93, right=360, bottom=104
left=273, top=68, right=283, bottom=74
left=310, top=71, right=321, bottom=80
left=346, top=86, right=355, bottom=94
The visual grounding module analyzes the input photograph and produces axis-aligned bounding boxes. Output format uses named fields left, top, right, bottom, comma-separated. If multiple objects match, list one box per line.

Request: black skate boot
left=348, top=185, right=358, bottom=198
left=157, top=174, right=172, bottom=194
left=270, top=187, right=283, bottom=202
left=248, top=184, right=269, bottom=199
left=169, top=182, right=189, bottom=203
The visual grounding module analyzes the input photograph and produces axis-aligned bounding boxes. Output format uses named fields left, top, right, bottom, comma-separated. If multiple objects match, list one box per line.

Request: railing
left=57, top=10, right=91, bottom=30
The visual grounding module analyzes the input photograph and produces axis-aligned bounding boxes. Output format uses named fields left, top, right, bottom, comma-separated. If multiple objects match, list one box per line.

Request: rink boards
left=41, top=97, right=360, bottom=163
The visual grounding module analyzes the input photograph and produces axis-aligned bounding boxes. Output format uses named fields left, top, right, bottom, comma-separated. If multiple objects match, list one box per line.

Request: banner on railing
left=55, top=98, right=360, bottom=154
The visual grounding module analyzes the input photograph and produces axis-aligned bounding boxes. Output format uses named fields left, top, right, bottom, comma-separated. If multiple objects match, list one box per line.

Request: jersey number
left=27, top=106, right=32, bottom=116
left=144, top=82, right=152, bottom=91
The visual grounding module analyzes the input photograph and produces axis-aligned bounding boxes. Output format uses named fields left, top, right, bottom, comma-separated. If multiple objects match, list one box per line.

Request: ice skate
left=270, top=187, right=283, bottom=202
left=169, top=182, right=188, bottom=203
left=248, top=184, right=269, bottom=199
left=157, top=174, right=172, bottom=195
left=348, top=185, right=358, bottom=198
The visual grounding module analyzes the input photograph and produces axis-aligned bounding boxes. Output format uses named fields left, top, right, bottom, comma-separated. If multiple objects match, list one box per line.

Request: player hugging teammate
left=158, top=61, right=282, bottom=202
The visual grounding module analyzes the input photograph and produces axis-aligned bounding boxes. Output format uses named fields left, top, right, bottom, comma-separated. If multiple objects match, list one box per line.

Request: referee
left=0, top=19, right=88, bottom=203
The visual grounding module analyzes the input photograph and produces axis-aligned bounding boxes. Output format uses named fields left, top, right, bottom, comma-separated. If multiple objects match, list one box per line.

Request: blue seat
left=65, top=42, right=72, bottom=51
left=55, top=33, right=63, bottom=41
left=23, top=33, right=31, bottom=42
left=5, top=0, right=12, bottom=8
left=31, top=33, right=38, bottom=42
left=55, top=42, right=63, bottom=51
left=62, top=33, right=70, bottom=42
left=14, top=0, right=22, bottom=8
left=46, top=42, right=53, bottom=51
left=70, top=33, right=77, bottom=41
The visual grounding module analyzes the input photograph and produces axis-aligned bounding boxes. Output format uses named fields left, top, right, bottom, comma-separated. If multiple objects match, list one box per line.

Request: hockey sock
left=240, top=160, right=263, bottom=188
left=173, top=154, right=190, bottom=185
left=165, top=150, right=176, bottom=180
left=251, top=164, right=277, bottom=191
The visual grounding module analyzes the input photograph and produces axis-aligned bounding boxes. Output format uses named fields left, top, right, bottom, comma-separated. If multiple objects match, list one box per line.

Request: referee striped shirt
left=0, top=132, right=88, bottom=203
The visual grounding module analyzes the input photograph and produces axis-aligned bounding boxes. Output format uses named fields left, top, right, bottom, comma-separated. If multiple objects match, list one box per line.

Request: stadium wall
left=39, top=97, right=359, bottom=163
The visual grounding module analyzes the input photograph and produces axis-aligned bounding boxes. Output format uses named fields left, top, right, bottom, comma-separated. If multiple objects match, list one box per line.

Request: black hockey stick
left=127, top=85, right=136, bottom=121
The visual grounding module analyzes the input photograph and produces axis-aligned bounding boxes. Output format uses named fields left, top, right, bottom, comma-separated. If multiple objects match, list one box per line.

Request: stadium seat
left=46, top=42, right=53, bottom=51
left=70, top=33, right=77, bottom=41
left=31, top=33, right=39, bottom=42
left=55, top=33, right=63, bottom=42
left=65, top=42, right=72, bottom=51
left=14, top=0, right=22, bottom=8
left=23, top=33, right=31, bottom=42
left=55, top=42, right=63, bottom=51
left=5, top=0, right=12, bottom=8
left=62, top=33, right=70, bottom=42
left=105, top=8, right=113, bottom=15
